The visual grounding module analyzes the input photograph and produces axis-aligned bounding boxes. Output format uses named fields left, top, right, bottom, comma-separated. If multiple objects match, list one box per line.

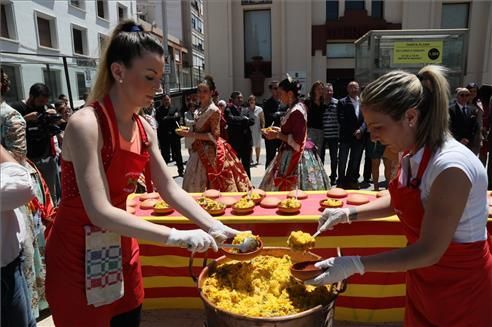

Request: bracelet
left=348, top=207, right=358, bottom=222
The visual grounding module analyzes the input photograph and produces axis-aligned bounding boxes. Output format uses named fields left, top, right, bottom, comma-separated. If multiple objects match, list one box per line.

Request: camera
left=27, top=111, right=66, bottom=141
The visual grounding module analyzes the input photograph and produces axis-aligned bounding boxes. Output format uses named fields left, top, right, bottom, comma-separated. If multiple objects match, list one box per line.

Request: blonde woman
left=311, top=66, right=492, bottom=326
left=45, top=20, right=241, bottom=326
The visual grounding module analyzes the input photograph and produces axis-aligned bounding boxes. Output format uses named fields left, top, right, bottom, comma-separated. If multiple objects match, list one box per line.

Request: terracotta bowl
left=216, top=197, right=237, bottom=208
left=207, top=208, right=226, bottom=216
left=231, top=206, right=255, bottom=215
left=139, top=192, right=160, bottom=201
left=319, top=199, right=344, bottom=209
left=260, top=197, right=281, bottom=209
left=287, top=190, right=308, bottom=200
left=202, top=189, right=221, bottom=199
left=346, top=194, right=370, bottom=205
left=277, top=206, right=301, bottom=214
left=326, top=188, right=348, bottom=199
left=140, top=199, right=160, bottom=210
left=290, top=260, right=323, bottom=281
left=242, top=192, right=265, bottom=205
left=219, top=238, right=264, bottom=261
left=153, top=207, right=175, bottom=215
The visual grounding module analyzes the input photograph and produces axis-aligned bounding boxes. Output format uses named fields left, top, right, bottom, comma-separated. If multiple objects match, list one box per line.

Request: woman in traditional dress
left=259, top=76, right=330, bottom=191
left=312, top=66, right=492, bottom=326
left=45, top=20, right=241, bottom=326
left=179, top=76, right=252, bottom=192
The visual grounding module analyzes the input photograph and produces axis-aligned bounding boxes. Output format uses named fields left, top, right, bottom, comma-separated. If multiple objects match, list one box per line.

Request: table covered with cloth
left=131, top=190, right=492, bottom=323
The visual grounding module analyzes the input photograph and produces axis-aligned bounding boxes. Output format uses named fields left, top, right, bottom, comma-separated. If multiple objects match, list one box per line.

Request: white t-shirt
left=399, top=138, right=488, bottom=243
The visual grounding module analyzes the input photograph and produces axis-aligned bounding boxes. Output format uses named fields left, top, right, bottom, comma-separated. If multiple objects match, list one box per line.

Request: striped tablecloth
left=133, top=190, right=492, bottom=323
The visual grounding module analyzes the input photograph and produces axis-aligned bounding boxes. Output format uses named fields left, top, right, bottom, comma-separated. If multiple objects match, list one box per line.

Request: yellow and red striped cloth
left=133, top=191, right=492, bottom=323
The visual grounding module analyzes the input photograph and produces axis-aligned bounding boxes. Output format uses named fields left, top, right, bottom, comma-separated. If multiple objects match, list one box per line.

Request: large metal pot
left=189, top=247, right=345, bottom=327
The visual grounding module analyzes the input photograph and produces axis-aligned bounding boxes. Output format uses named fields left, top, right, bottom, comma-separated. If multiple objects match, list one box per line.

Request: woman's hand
left=165, top=228, right=218, bottom=253
left=304, top=256, right=365, bottom=286
left=318, top=208, right=352, bottom=233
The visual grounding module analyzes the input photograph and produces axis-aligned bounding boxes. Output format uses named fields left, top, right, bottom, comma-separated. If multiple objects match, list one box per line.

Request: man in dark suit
left=225, top=91, right=255, bottom=178
left=155, top=94, right=184, bottom=177
left=337, top=81, right=366, bottom=189
left=449, top=88, right=479, bottom=150
left=262, top=81, right=287, bottom=168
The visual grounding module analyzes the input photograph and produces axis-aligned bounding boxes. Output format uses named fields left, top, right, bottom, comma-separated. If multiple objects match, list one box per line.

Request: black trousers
left=110, top=305, right=142, bottom=327
left=264, top=139, right=280, bottom=169
left=321, top=138, right=339, bottom=183
left=158, top=130, right=184, bottom=175
left=231, top=142, right=252, bottom=179
left=338, top=139, right=364, bottom=186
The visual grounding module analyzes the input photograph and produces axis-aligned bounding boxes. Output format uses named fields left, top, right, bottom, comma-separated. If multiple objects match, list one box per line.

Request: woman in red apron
left=310, top=66, right=492, bottom=326
left=45, top=20, right=241, bottom=326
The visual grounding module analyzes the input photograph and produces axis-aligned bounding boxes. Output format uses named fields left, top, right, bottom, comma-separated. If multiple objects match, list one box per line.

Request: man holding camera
left=11, top=83, right=64, bottom=203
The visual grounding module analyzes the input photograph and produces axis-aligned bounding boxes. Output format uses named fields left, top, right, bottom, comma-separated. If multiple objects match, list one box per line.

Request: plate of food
left=242, top=189, right=266, bottom=205
left=278, top=198, right=302, bottom=214
left=153, top=200, right=174, bottom=215
left=259, top=196, right=281, bottom=209
left=232, top=198, right=255, bottom=215
left=216, top=196, right=237, bottom=208
left=319, top=198, right=344, bottom=209
left=174, top=126, right=190, bottom=133
left=140, top=198, right=160, bottom=210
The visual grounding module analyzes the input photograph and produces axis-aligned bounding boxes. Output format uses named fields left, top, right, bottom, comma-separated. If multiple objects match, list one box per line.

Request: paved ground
left=37, top=141, right=390, bottom=326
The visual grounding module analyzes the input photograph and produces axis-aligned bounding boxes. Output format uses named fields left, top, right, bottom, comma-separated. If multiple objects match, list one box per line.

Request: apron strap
left=92, top=100, right=114, bottom=155
left=410, top=146, right=432, bottom=188
left=133, top=114, right=154, bottom=192
left=102, top=95, right=121, bottom=150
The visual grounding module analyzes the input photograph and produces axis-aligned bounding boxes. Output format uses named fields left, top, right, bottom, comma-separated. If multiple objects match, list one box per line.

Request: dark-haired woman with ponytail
left=259, top=76, right=329, bottom=191
left=45, top=21, right=243, bottom=326
left=178, top=75, right=252, bottom=192
left=310, top=66, right=492, bottom=326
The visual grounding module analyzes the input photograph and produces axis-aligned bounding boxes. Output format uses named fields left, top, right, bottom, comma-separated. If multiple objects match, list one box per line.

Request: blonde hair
left=360, top=65, right=450, bottom=151
left=88, top=20, right=163, bottom=104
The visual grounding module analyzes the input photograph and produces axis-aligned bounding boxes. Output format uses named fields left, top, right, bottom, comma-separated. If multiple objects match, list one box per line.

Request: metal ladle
left=221, top=237, right=259, bottom=253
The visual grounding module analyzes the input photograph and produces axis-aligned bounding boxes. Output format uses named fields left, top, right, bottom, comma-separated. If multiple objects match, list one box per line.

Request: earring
left=409, top=123, right=414, bottom=128
left=119, top=79, right=123, bottom=84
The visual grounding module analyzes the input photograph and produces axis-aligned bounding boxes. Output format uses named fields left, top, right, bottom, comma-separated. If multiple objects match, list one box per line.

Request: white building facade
left=1, top=0, right=137, bottom=105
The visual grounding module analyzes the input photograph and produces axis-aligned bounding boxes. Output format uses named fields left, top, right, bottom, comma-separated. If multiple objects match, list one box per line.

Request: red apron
left=46, top=96, right=153, bottom=326
left=389, top=147, right=492, bottom=326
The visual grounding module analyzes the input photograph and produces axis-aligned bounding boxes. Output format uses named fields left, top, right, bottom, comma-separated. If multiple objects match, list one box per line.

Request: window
left=192, top=34, right=204, bottom=51
left=371, top=0, right=383, bottom=18
left=192, top=14, right=203, bottom=33
left=35, top=13, right=58, bottom=49
left=118, top=4, right=128, bottom=21
left=345, top=0, right=365, bottom=11
left=71, top=25, right=88, bottom=55
left=244, top=10, right=272, bottom=78
left=43, top=68, right=62, bottom=101
left=326, top=1, right=339, bottom=21
left=69, top=0, right=85, bottom=10
left=327, top=43, right=355, bottom=58
left=76, top=72, right=87, bottom=99
left=441, top=3, right=469, bottom=28
left=1, top=65, right=22, bottom=103
left=97, top=0, right=108, bottom=20
left=193, top=56, right=204, bottom=69
left=1, top=3, right=16, bottom=40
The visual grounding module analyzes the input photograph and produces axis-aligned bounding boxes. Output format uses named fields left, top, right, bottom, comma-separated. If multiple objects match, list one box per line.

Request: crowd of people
left=1, top=19, right=491, bottom=326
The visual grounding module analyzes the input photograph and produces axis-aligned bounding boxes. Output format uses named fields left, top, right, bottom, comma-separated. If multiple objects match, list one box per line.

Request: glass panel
left=97, top=0, right=106, bottom=18
left=244, top=10, right=271, bottom=62
left=1, top=65, right=21, bottom=103
left=326, top=1, right=339, bottom=21
left=327, top=43, right=355, bottom=58
left=441, top=3, right=469, bottom=28
left=371, top=0, right=383, bottom=18
left=1, top=4, right=10, bottom=39
left=345, top=0, right=365, bottom=11
left=37, top=17, right=52, bottom=48
left=73, top=28, right=83, bottom=54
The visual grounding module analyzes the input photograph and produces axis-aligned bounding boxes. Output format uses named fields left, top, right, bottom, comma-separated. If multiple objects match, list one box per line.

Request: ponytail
left=88, top=20, right=164, bottom=104
left=360, top=65, right=450, bottom=151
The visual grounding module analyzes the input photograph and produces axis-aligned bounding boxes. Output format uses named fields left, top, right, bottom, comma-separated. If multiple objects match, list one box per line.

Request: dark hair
left=88, top=20, right=164, bottom=102
left=230, top=91, right=242, bottom=100
left=29, top=83, right=50, bottom=98
left=466, top=82, right=479, bottom=91
left=309, top=80, right=324, bottom=101
left=54, top=99, right=65, bottom=109
left=269, top=80, right=279, bottom=89
left=279, top=76, right=302, bottom=98
left=198, top=75, right=216, bottom=92
left=58, top=94, right=67, bottom=99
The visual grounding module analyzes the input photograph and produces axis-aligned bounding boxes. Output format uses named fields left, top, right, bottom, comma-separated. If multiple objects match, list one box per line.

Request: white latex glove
left=318, top=208, right=351, bottom=233
left=165, top=228, right=218, bottom=253
left=304, top=256, right=365, bottom=286
left=208, top=220, right=245, bottom=244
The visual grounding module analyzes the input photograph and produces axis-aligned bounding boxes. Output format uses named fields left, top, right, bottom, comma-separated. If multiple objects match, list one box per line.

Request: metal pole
left=45, top=63, right=53, bottom=102
left=161, top=1, right=170, bottom=95
left=62, top=56, right=74, bottom=110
